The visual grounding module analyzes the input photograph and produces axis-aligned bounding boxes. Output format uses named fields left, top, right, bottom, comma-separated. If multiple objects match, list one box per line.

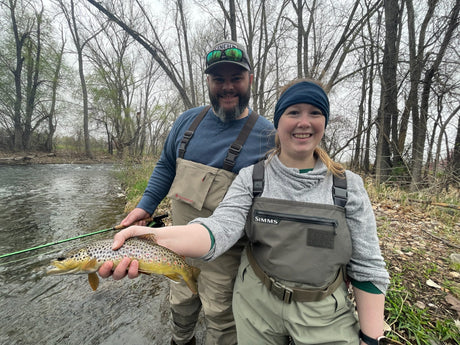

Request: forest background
left=0, top=0, right=459, bottom=190
left=1, top=0, right=460, bottom=343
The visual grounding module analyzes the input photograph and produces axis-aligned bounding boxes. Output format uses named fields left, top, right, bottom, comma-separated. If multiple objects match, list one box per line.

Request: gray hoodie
left=192, top=155, right=390, bottom=294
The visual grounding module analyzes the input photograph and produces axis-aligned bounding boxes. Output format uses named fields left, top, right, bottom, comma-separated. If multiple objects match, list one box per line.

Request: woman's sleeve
left=344, top=171, right=390, bottom=294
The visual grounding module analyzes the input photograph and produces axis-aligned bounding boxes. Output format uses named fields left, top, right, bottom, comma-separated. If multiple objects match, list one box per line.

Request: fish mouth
left=46, top=261, right=91, bottom=275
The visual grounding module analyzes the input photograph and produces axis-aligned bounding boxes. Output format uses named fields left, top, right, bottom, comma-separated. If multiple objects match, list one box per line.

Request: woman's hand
left=97, top=226, right=156, bottom=280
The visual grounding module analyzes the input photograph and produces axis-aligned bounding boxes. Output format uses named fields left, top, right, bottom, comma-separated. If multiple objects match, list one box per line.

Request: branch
left=86, top=0, right=192, bottom=109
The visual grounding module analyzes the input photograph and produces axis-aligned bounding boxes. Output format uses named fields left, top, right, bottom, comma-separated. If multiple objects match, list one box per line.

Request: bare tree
left=86, top=2, right=144, bottom=158
left=375, top=0, right=402, bottom=183
left=58, top=0, right=94, bottom=158
left=7, top=0, right=34, bottom=150
left=217, top=0, right=237, bottom=40
left=87, top=0, right=194, bottom=109
left=411, top=0, right=460, bottom=190
left=452, top=111, right=460, bottom=179
left=44, top=36, right=65, bottom=152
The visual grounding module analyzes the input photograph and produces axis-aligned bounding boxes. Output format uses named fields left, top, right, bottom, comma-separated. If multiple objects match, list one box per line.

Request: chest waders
left=245, top=160, right=352, bottom=303
left=167, top=106, right=260, bottom=224
left=167, top=106, right=261, bottom=345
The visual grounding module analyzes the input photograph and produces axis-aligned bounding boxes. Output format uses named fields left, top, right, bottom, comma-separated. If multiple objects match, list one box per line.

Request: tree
left=87, top=0, right=194, bottom=109
left=7, top=0, right=34, bottom=150
left=44, top=35, right=65, bottom=152
left=411, top=0, right=460, bottom=190
left=0, top=0, right=65, bottom=151
left=375, top=0, right=401, bottom=183
left=217, top=0, right=236, bottom=40
left=452, top=112, right=460, bottom=179
left=86, top=1, right=143, bottom=158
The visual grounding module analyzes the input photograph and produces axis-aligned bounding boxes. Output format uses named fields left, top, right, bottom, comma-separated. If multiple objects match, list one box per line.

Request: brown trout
left=47, top=235, right=200, bottom=293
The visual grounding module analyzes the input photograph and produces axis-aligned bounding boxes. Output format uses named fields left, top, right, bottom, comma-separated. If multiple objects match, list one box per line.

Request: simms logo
left=254, top=215, right=280, bottom=225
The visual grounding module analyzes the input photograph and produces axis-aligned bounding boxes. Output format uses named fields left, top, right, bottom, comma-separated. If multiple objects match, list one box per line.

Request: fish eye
left=56, top=257, right=66, bottom=261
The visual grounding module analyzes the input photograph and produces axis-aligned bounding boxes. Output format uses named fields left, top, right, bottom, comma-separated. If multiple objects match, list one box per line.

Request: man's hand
left=120, top=208, right=151, bottom=227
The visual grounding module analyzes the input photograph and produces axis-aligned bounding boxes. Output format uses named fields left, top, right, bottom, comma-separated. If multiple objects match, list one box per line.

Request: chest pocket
left=167, top=158, right=235, bottom=212
left=167, top=106, right=260, bottom=213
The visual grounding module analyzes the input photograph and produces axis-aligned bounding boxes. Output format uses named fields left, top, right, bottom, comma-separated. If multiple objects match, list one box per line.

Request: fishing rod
left=0, top=214, right=168, bottom=259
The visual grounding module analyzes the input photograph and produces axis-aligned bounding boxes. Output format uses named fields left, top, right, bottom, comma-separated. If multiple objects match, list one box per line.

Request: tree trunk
left=177, top=0, right=196, bottom=107
left=452, top=113, right=460, bottom=179
left=23, top=9, right=43, bottom=150
left=376, top=0, right=400, bottom=183
left=9, top=0, right=26, bottom=151
left=411, top=0, right=460, bottom=190
left=60, top=0, right=93, bottom=158
left=46, top=39, right=65, bottom=152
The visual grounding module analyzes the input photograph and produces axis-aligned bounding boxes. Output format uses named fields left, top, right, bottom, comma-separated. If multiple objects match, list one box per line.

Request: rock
left=415, top=301, right=426, bottom=309
left=450, top=253, right=460, bottom=264
left=449, top=271, right=460, bottom=279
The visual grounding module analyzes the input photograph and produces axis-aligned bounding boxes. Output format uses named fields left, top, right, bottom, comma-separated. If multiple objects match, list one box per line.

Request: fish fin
left=88, top=273, right=99, bottom=291
left=164, top=273, right=182, bottom=282
left=183, top=266, right=201, bottom=294
left=137, top=269, right=151, bottom=276
left=191, top=266, right=201, bottom=280
left=137, top=234, right=157, bottom=244
left=164, top=277, right=180, bottom=284
left=82, top=258, right=98, bottom=271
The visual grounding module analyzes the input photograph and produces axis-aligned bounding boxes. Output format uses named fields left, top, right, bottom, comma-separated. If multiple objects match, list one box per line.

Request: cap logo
left=214, top=43, right=237, bottom=50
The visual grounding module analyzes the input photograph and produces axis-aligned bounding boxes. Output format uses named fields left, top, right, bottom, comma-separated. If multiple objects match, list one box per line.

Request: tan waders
left=167, top=159, right=244, bottom=345
left=166, top=106, right=260, bottom=345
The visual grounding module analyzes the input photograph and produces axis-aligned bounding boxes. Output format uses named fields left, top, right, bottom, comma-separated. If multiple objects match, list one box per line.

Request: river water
left=0, top=164, right=201, bottom=345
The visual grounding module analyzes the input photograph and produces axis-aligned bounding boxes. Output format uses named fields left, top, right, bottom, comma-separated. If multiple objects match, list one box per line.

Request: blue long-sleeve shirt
left=137, top=106, right=275, bottom=214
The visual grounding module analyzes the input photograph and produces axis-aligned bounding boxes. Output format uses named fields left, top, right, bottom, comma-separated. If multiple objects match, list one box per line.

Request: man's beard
left=209, top=87, right=251, bottom=122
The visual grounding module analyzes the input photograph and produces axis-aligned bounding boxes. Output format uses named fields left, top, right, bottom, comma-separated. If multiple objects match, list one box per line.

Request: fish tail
left=191, top=266, right=201, bottom=281
left=184, top=266, right=201, bottom=294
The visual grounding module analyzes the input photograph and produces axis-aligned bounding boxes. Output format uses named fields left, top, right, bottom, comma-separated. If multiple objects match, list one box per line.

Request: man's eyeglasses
left=206, top=48, right=244, bottom=66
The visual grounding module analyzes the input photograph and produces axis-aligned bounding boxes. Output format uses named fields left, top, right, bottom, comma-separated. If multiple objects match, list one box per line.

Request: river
left=0, top=164, right=203, bottom=345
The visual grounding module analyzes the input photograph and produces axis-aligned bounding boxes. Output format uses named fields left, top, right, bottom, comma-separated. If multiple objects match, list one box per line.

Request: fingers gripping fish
left=47, top=235, right=200, bottom=294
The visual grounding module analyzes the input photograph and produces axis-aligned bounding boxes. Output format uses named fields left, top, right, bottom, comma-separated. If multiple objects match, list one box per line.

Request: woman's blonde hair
left=266, top=78, right=345, bottom=177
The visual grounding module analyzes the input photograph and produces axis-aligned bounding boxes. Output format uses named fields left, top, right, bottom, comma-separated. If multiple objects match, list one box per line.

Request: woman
left=100, top=79, right=390, bottom=345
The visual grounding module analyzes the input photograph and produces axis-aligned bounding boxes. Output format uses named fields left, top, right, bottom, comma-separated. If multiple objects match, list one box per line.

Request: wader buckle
left=269, top=277, right=293, bottom=303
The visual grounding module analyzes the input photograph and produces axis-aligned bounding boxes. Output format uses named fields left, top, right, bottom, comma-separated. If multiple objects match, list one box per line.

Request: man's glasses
left=206, top=48, right=244, bottom=66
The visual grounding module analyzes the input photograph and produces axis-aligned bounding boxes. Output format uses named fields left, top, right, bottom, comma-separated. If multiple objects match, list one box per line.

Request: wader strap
left=178, top=107, right=259, bottom=172
left=246, top=246, right=344, bottom=303
left=252, top=162, right=348, bottom=207
left=332, top=173, right=347, bottom=207
left=178, top=105, right=211, bottom=159
left=252, top=160, right=265, bottom=197
left=222, top=111, right=259, bottom=171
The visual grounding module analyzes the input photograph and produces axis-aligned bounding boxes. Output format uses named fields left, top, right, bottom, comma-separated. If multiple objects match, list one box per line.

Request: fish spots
left=48, top=237, right=200, bottom=294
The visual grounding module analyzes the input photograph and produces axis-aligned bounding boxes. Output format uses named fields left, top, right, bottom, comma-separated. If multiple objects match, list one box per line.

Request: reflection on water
left=0, top=164, right=181, bottom=345
left=0, top=164, right=125, bottom=281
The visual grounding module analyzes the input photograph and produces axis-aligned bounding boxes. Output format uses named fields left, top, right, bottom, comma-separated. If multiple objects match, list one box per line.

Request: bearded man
left=98, top=40, right=274, bottom=345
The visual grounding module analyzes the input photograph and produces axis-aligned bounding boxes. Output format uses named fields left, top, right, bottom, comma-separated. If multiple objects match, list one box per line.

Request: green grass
left=116, top=157, right=157, bottom=212
left=385, top=274, right=460, bottom=344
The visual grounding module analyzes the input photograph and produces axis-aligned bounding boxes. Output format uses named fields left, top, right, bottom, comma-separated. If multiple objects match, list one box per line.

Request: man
left=99, top=40, right=274, bottom=345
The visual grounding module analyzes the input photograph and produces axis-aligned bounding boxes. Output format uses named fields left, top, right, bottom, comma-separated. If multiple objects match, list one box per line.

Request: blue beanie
left=273, top=81, right=329, bottom=129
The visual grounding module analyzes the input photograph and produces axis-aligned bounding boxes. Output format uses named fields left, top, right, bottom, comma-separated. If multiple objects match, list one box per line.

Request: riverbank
left=0, top=151, right=120, bottom=165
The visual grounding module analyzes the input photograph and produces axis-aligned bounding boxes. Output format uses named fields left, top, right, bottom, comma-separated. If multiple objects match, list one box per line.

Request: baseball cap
left=204, top=40, right=251, bottom=74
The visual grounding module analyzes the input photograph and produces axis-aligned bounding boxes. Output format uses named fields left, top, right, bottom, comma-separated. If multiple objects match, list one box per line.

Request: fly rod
left=0, top=214, right=168, bottom=259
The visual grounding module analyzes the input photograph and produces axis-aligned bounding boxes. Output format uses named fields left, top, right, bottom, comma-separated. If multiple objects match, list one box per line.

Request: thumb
left=112, top=229, right=130, bottom=250
left=112, top=225, right=155, bottom=250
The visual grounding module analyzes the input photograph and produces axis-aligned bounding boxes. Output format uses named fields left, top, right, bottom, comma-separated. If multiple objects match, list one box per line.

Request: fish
left=47, top=235, right=200, bottom=293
